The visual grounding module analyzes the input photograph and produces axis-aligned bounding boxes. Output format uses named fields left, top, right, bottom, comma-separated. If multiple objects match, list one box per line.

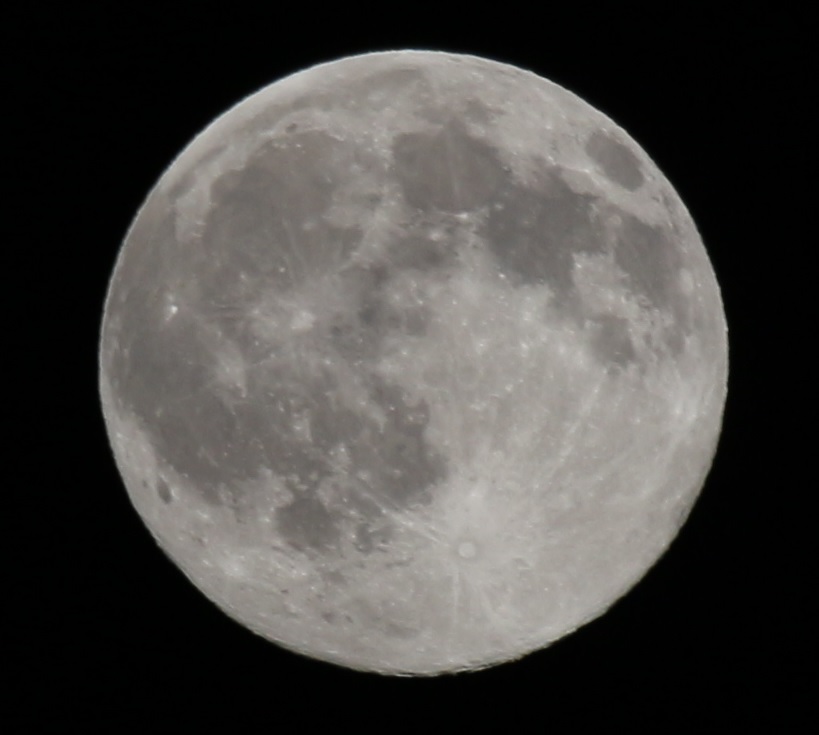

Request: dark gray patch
left=585, top=130, right=644, bottom=191
left=327, top=264, right=388, bottom=362
left=327, top=314, right=380, bottom=362
left=485, top=168, right=603, bottom=299
left=103, top=132, right=374, bottom=505
left=611, top=213, right=691, bottom=355
left=150, top=391, right=266, bottom=503
left=353, top=521, right=392, bottom=554
left=105, top=129, right=449, bottom=554
left=364, top=67, right=428, bottom=98
left=382, top=620, right=419, bottom=639
left=111, top=324, right=334, bottom=505
left=265, top=372, right=446, bottom=553
left=358, top=289, right=430, bottom=339
left=192, top=131, right=363, bottom=348
left=349, top=378, right=447, bottom=507
left=326, top=259, right=434, bottom=362
left=156, top=479, right=172, bottom=504
left=400, top=306, right=429, bottom=337
left=106, top=272, right=261, bottom=506
left=389, top=233, right=453, bottom=272
left=275, top=496, right=340, bottom=551
left=613, top=214, right=681, bottom=314
left=137, top=359, right=351, bottom=512
left=324, top=277, right=391, bottom=361
left=664, top=325, right=686, bottom=355
left=588, top=314, right=637, bottom=370
left=303, top=379, right=367, bottom=457
left=392, top=121, right=505, bottom=212
left=462, top=97, right=496, bottom=126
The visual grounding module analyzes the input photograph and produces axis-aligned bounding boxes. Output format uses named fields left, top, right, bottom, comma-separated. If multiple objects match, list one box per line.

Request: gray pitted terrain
left=100, top=51, right=727, bottom=674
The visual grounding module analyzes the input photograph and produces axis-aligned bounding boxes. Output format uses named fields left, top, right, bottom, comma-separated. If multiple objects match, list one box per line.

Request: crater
left=585, top=130, right=644, bottom=191
left=156, top=478, right=172, bottom=504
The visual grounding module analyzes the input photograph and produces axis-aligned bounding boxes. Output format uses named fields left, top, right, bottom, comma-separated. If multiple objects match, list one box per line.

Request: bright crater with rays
left=99, top=51, right=727, bottom=675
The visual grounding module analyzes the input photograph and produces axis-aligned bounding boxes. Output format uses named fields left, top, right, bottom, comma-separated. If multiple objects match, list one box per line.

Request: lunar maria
left=99, top=50, right=728, bottom=675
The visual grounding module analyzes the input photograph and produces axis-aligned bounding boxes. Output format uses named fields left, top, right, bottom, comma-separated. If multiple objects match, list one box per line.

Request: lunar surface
left=99, top=51, right=728, bottom=675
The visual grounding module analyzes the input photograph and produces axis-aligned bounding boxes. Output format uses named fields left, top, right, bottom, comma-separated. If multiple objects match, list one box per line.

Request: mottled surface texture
left=100, top=51, right=728, bottom=675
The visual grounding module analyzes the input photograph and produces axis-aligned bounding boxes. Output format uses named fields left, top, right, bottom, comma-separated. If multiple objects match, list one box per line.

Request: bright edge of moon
left=99, top=50, right=728, bottom=675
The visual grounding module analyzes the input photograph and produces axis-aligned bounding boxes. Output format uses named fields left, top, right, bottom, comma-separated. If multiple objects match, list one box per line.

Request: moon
left=99, top=50, right=728, bottom=675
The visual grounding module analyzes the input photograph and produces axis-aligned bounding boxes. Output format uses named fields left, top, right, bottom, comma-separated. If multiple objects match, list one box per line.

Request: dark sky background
left=9, top=4, right=814, bottom=730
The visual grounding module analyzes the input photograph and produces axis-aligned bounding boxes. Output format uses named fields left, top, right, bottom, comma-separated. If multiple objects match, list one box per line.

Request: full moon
left=99, top=51, right=727, bottom=675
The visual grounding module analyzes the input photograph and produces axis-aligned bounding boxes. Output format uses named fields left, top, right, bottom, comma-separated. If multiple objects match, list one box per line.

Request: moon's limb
left=100, top=51, right=727, bottom=675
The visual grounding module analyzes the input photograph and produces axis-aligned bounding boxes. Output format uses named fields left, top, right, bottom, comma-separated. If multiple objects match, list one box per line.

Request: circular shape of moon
left=99, top=51, right=728, bottom=675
